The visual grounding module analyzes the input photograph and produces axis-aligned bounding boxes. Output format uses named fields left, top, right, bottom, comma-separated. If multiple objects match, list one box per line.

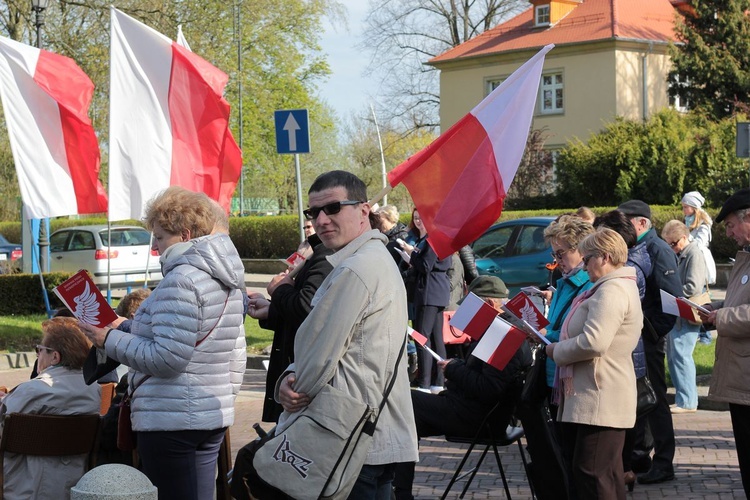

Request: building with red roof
left=428, top=0, right=682, bottom=152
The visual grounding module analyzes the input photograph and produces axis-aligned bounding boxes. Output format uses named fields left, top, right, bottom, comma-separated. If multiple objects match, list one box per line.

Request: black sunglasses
left=303, top=200, right=362, bottom=220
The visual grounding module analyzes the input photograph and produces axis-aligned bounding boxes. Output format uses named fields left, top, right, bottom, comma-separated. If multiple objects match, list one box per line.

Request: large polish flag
left=387, top=44, right=553, bottom=259
left=660, top=289, right=705, bottom=323
left=449, top=292, right=500, bottom=341
left=0, top=36, right=107, bottom=219
left=108, top=8, right=242, bottom=221
left=472, top=317, right=527, bottom=371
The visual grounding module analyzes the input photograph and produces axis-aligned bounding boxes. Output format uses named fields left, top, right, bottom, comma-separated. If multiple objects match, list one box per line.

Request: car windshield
left=0, top=234, right=10, bottom=245
left=99, top=228, right=151, bottom=247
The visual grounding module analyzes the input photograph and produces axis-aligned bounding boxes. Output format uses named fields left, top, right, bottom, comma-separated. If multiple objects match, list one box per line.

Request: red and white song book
left=502, top=292, right=551, bottom=345
left=53, top=270, right=117, bottom=327
left=660, top=289, right=708, bottom=322
left=449, top=292, right=499, bottom=341
left=471, top=317, right=527, bottom=371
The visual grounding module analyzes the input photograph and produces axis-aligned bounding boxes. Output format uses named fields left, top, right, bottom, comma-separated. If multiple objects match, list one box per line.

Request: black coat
left=410, top=238, right=452, bottom=308
left=259, top=234, right=334, bottom=422
left=384, top=222, right=409, bottom=264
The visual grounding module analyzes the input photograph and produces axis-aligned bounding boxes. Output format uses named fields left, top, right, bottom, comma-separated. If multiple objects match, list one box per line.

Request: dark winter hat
left=617, top=200, right=652, bottom=220
left=464, top=275, right=509, bottom=300
left=716, top=188, right=750, bottom=223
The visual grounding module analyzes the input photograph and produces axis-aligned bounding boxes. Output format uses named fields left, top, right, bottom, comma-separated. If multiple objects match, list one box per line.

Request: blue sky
left=317, top=2, right=379, bottom=120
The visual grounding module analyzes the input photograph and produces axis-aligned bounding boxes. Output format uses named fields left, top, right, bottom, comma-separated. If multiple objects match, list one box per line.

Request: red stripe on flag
left=387, top=113, right=504, bottom=259
left=463, top=301, right=500, bottom=341
left=486, top=327, right=526, bottom=371
left=34, top=51, right=107, bottom=214
left=168, top=44, right=240, bottom=204
left=408, top=328, right=428, bottom=347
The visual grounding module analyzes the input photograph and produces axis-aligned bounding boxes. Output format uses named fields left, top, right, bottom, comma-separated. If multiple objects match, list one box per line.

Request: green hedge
left=0, top=272, right=71, bottom=315
left=0, top=207, right=740, bottom=262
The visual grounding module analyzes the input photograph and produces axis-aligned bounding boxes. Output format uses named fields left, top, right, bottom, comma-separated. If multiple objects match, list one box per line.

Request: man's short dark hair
left=593, top=210, right=638, bottom=248
left=308, top=170, right=367, bottom=202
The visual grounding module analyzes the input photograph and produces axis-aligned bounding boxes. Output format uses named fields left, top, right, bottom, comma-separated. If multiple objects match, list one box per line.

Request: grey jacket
left=276, top=230, right=419, bottom=465
left=677, top=241, right=708, bottom=298
left=106, top=233, right=247, bottom=431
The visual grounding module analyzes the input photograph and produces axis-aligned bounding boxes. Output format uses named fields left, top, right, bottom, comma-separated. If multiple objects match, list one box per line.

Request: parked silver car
left=49, top=225, right=162, bottom=289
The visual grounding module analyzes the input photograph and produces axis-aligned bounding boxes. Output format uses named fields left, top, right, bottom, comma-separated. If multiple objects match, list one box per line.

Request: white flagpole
left=370, top=103, right=388, bottom=206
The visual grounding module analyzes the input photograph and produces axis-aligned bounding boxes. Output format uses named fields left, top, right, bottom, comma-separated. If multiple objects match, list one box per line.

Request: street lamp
left=31, top=0, right=49, bottom=49
left=32, top=0, right=50, bottom=272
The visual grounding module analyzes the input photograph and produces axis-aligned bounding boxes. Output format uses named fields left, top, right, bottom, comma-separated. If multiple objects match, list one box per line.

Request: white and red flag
left=504, top=292, right=549, bottom=331
left=108, top=8, right=242, bottom=221
left=0, top=36, right=107, bottom=219
left=660, top=290, right=706, bottom=323
left=471, top=317, right=527, bottom=371
left=386, top=44, right=553, bottom=259
left=449, top=292, right=500, bottom=340
left=407, top=327, right=444, bottom=362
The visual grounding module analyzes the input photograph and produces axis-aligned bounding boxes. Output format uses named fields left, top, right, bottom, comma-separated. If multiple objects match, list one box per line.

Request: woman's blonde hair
left=41, top=317, right=92, bottom=370
left=143, top=186, right=215, bottom=238
left=544, top=214, right=594, bottom=249
left=661, top=219, right=689, bottom=242
left=687, top=207, right=713, bottom=232
left=578, top=227, right=628, bottom=267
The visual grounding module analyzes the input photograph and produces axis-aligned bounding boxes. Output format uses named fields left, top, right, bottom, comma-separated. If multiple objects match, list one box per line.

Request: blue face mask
left=685, top=215, right=695, bottom=227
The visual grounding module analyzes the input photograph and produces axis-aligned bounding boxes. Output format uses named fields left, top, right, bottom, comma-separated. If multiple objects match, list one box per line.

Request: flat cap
left=465, top=275, right=509, bottom=299
left=617, top=200, right=651, bottom=220
left=716, top=188, right=750, bottom=223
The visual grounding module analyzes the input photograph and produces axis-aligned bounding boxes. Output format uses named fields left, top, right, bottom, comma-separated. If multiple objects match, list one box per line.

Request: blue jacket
left=410, top=238, right=452, bottom=308
left=641, top=228, right=682, bottom=341
left=545, top=267, right=592, bottom=387
left=627, top=242, right=652, bottom=378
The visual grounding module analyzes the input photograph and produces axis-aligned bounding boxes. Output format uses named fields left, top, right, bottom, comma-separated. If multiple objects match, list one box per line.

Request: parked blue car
left=470, top=216, right=556, bottom=296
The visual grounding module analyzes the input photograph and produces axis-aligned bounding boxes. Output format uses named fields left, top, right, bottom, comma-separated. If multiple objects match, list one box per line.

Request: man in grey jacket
left=276, top=170, right=419, bottom=497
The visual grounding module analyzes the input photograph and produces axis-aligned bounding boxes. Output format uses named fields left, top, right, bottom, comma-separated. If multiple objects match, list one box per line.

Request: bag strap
left=367, top=335, right=407, bottom=430
left=126, top=289, right=231, bottom=401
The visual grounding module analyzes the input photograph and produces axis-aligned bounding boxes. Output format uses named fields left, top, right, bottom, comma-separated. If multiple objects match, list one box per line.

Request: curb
left=246, top=355, right=269, bottom=370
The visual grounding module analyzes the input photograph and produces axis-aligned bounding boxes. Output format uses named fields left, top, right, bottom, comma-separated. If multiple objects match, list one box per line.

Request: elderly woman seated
left=0, top=317, right=101, bottom=500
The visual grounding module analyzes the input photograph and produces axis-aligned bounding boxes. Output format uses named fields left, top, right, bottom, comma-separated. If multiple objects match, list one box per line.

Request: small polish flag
left=504, top=292, right=549, bottom=331
left=407, top=327, right=444, bottom=362
left=660, top=290, right=701, bottom=322
left=0, top=36, right=107, bottom=219
left=471, top=317, right=527, bottom=371
left=108, top=8, right=241, bottom=221
left=450, top=292, right=500, bottom=340
left=386, top=44, right=553, bottom=258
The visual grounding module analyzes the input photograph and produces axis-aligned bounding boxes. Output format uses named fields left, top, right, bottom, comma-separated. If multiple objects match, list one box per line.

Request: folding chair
left=99, top=382, right=117, bottom=416
left=0, top=413, right=101, bottom=500
left=216, top=431, right=232, bottom=500
left=441, top=402, right=535, bottom=500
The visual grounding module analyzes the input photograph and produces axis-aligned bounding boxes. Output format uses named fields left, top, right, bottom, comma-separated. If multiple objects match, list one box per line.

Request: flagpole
left=235, top=0, right=244, bottom=216
left=370, top=103, right=388, bottom=206
left=368, top=184, right=392, bottom=207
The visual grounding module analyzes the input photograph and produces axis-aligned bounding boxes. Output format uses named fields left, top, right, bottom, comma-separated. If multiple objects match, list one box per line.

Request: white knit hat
left=681, top=191, right=705, bottom=209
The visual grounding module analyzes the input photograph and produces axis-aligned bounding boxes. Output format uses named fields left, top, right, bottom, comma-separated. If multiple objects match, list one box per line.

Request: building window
left=669, top=74, right=690, bottom=113
left=535, top=5, right=550, bottom=26
left=540, top=73, right=564, bottom=114
left=486, top=78, right=504, bottom=96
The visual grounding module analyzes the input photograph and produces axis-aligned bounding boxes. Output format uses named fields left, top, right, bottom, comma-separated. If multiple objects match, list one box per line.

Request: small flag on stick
left=450, top=292, right=500, bottom=340
left=471, top=317, right=527, bottom=371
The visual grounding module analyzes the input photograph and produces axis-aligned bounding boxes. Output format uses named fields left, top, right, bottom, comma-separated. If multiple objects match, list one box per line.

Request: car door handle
left=486, top=267, right=500, bottom=274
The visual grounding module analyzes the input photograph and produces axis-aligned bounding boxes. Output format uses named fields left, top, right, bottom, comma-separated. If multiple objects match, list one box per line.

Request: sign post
left=275, top=109, right=311, bottom=242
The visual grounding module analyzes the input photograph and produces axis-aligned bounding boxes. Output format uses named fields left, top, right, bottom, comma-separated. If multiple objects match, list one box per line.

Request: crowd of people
left=2, top=179, right=749, bottom=500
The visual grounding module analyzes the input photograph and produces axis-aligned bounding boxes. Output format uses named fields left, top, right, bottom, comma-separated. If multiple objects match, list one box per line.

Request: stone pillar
left=71, top=464, right=157, bottom=499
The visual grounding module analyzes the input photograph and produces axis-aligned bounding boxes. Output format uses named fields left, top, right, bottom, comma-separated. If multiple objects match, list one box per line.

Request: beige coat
left=553, top=266, right=643, bottom=429
left=708, top=251, right=750, bottom=405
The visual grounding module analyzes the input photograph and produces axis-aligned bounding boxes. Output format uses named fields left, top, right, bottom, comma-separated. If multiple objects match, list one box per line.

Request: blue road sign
left=274, top=109, right=310, bottom=154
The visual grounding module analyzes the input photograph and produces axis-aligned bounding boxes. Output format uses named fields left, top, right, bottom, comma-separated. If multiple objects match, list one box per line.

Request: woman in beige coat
left=700, top=188, right=750, bottom=497
left=546, top=228, right=643, bottom=500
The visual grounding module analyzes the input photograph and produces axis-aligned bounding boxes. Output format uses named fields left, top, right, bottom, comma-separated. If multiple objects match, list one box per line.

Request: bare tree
left=361, top=0, right=526, bottom=131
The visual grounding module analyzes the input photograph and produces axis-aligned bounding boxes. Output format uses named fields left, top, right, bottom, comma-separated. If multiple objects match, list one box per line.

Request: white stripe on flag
left=472, top=317, right=511, bottom=363
left=450, top=292, right=486, bottom=331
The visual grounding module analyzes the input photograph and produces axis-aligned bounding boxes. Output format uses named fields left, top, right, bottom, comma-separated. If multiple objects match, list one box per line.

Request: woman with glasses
left=546, top=228, right=643, bottom=500
left=661, top=220, right=708, bottom=414
left=79, top=186, right=246, bottom=500
left=0, top=317, right=100, bottom=500
left=542, top=215, right=595, bottom=399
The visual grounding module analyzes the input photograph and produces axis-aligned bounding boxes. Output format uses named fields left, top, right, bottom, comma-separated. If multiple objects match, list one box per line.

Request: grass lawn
left=0, top=314, right=274, bottom=354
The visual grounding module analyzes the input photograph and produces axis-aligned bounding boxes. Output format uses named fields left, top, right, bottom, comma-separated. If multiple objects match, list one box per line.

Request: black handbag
left=636, top=375, right=658, bottom=418
left=520, top=345, right=548, bottom=406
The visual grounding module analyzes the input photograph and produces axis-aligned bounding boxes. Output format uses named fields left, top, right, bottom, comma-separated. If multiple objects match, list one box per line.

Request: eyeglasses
left=35, top=345, right=55, bottom=355
left=303, top=200, right=362, bottom=220
left=668, top=240, right=681, bottom=248
left=550, top=248, right=573, bottom=260
left=582, top=254, right=599, bottom=266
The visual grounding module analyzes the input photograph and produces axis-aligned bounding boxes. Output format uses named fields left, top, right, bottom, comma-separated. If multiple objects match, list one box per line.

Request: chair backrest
left=99, top=382, right=117, bottom=416
left=0, top=413, right=101, bottom=499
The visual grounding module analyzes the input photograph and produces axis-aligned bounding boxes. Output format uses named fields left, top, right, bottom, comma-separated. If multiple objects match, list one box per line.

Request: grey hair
left=736, top=208, right=750, bottom=222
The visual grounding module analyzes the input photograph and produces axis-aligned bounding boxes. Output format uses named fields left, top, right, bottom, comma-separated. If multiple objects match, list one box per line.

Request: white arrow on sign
left=283, top=113, right=301, bottom=152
